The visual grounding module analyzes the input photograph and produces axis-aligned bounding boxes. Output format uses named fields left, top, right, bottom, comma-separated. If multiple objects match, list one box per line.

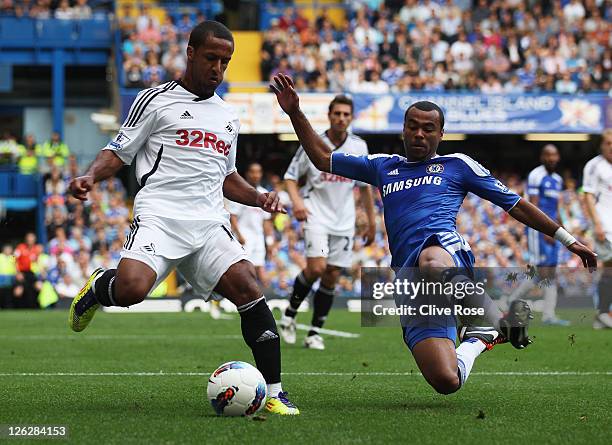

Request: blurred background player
left=583, top=129, right=612, bottom=329
left=508, top=144, right=570, bottom=326
left=279, top=95, right=376, bottom=350
left=227, top=162, right=274, bottom=285
left=216, top=162, right=274, bottom=320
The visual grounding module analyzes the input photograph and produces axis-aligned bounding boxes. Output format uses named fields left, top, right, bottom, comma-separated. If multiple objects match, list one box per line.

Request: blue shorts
left=400, top=232, right=475, bottom=350
left=527, top=229, right=559, bottom=267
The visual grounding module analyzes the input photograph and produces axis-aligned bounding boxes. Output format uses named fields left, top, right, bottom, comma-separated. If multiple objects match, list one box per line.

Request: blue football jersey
left=331, top=152, right=521, bottom=267
left=526, top=165, right=562, bottom=220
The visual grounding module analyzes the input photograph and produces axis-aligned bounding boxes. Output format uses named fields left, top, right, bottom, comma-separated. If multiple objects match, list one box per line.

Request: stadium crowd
left=0, top=134, right=597, bottom=307
left=260, top=1, right=610, bottom=93
left=0, top=0, right=95, bottom=19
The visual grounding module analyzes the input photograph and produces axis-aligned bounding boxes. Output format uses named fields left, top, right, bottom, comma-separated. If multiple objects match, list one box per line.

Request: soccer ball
left=207, top=361, right=268, bottom=416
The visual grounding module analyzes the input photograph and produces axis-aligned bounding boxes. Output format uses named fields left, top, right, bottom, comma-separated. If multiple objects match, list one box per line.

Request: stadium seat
left=77, top=19, right=112, bottom=47
left=0, top=172, right=10, bottom=196
left=37, top=19, right=77, bottom=47
left=12, top=174, right=38, bottom=197
left=0, top=18, right=35, bottom=43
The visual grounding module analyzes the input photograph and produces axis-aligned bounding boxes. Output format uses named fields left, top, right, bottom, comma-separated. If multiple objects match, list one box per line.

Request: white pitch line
left=0, top=371, right=609, bottom=377
left=0, top=334, right=244, bottom=340
left=293, top=323, right=360, bottom=338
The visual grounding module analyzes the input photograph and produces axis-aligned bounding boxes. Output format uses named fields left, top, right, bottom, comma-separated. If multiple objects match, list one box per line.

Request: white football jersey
left=103, top=80, right=240, bottom=222
left=225, top=185, right=271, bottom=249
left=583, top=155, right=612, bottom=240
left=284, top=132, right=369, bottom=236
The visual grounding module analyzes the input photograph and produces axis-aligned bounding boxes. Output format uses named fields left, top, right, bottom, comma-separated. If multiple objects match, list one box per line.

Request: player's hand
left=594, top=223, right=606, bottom=243
left=257, top=191, right=286, bottom=214
left=566, top=240, right=598, bottom=272
left=270, top=73, right=300, bottom=116
left=292, top=200, right=309, bottom=221
left=363, top=224, right=376, bottom=246
left=69, top=175, right=94, bottom=201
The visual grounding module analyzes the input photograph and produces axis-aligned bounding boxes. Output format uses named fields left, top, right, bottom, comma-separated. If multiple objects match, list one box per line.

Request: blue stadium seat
left=0, top=18, right=35, bottom=43
left=12, top=174, right=38, bottom=197
left=0, top=172, right=11, bottom=196
left=77, top=19, right=112, bottom=46
left=37, top=19, right=76, bottom=46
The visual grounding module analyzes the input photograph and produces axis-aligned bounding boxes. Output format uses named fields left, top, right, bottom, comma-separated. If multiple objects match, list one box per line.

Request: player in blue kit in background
left=270, top=73, right=597, bottom=395
left=508, top=144, right=570, bottom=326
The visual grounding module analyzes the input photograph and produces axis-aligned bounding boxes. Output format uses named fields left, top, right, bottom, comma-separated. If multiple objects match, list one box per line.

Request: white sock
left=542, top=285, right=558, bottom=320
left=508, top=278, right=535, bottom=302
left=267, top=383, right=283, bottom=397
left=456, top=339, right=486, bottom=386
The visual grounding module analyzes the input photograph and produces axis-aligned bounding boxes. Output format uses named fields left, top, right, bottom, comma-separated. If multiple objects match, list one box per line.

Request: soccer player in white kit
left=279, top=95, right=376, bottom=350
left=67, top=21, right=299, bottom=415
left=226, top=162, right=274, bottom=284
left=583, top=129, right=612, bottom=329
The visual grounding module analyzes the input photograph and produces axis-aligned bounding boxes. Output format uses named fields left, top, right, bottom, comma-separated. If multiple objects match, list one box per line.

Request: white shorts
left=244, top=239, right=266, bottom=267
left=304, top=229, right=353, bottom=268
left=120, top=215, right=248, bottom=300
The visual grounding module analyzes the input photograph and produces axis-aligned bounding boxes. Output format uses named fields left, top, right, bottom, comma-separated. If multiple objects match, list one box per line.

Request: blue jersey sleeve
left=458, top=156, right=521, bottom=212
left=330, top=152, right=379, bottom=185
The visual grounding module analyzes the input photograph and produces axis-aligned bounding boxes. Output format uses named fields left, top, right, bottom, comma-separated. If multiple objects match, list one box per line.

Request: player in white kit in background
left=67, top=21, right=299, bottom=415
left=583, top=129, right=612, bottom=329
left=226, top=162, right=274, bottom=285
left=279, top=95, right=376, bottom=350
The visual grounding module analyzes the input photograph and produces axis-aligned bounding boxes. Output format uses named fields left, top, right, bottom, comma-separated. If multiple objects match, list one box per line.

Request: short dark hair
left=405, top=101, right=445, bottom=129
left=329, top=95, right=354, bottom=114
left=188, top=20, right=234, bottom=49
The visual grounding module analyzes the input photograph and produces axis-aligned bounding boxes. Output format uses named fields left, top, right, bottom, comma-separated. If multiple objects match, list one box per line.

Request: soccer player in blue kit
left=270, top=73, right=597, bottom=395
left=508, top=144, right=570, bottom=326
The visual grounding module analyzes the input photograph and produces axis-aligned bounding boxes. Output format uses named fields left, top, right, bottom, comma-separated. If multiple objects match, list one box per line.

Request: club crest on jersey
left=426, top=163, right=444, bottom=174
left=109, top=131, right=131, bottom=150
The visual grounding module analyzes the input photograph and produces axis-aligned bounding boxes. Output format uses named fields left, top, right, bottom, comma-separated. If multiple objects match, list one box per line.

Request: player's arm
left=359, top=185, right=376, bottom=246
left=229, top=214, right=246, bottom=245
left=285, top=179, right=309, bottom=221
left=510, top=197, right=596, bottom=269
left=583, top=191, right=606, bottom=243
left=271, top=74, right=379, bottom=185
left=270, top=74, right=331, bottom=172
left=223, top=172, right=286, bottom=214
left=69, top=149, right=124, bottom=201
left=264, top=219, right=275, bottom=253
left=464, top=159, right=596, bottom=269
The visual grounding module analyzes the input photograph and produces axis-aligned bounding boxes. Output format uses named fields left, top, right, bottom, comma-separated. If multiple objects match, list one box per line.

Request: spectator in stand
left=176, top=13, right=193, bottom=41
left=13, top=232, right=43, bottom=308
left=0, top=244, right=16, bottom=309
left=17, top=144, right=37, bottom=175
left=504, top=74, right=526, bottom=93
left=72, top=0, right=92, bottom=20
left=54, top=0, right=72, bottom=20
left=119, top=2, right=137, bottom=38
left=480, top=73, right=503, bottom=93
left=38, top=132, right=69, bottom=169
left=555, top=71, right=578, bottom=94
left=136, top=4, right=159, bottom=34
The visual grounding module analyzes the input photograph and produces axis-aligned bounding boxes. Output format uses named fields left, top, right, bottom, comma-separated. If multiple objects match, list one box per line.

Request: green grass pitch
left=0, top=309, right=610, bottom=444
